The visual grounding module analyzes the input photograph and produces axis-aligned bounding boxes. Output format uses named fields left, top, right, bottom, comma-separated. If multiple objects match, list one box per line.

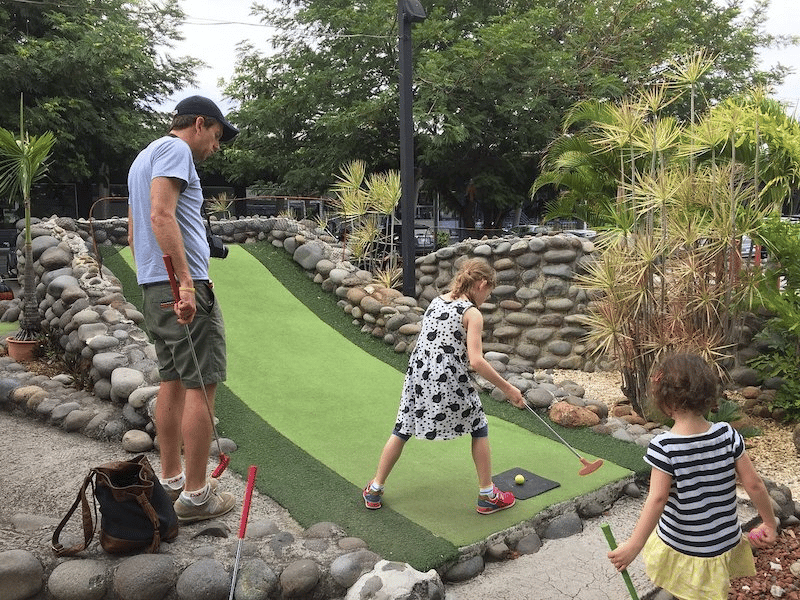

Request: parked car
left=414, top=227, right=435, bottom=254
left=741, top=235, right=768, bottom=260
left=564, top=228, right=597, bottom=240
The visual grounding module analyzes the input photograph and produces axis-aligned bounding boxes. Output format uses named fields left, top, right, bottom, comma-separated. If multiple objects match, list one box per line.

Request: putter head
left=211, top=453, right=230, bottom=478
left=579, top=458, right=604, bottom=476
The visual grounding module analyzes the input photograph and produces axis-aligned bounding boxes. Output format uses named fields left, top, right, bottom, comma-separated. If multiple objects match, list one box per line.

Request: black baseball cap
left=175, top=95, right=239, bottom=142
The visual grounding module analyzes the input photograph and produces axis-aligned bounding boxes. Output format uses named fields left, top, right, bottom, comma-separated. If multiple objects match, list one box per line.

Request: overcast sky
left=161, top=0, right=800, bottom=116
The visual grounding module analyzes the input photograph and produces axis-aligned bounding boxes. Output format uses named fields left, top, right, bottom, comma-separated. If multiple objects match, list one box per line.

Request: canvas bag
left=52, top=454, right=178, bottom=555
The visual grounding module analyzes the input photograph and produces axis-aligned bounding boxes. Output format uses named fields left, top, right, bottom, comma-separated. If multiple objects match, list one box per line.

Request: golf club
left=163, top=255, right=229, bottom=478
left=523, top=401, right=603, bottom=476
left=229, top=465, right=258, bottom=600
left=601, top=523, right=639, bottom=600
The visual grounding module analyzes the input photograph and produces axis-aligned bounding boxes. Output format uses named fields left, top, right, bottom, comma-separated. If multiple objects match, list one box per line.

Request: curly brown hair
left=649, top=353, right=720, bottom=416
left=450, top=258, right=495, bottom=304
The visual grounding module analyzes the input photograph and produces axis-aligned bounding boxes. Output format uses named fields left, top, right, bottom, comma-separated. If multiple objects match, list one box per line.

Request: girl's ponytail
left=450, top=258, right=495, bottom=303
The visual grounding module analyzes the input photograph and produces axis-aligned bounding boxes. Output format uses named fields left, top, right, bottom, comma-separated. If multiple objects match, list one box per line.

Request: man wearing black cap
left=127, top=96, right=239, bottom=523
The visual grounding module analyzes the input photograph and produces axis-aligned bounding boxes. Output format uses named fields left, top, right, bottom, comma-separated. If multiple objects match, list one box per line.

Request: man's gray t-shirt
left=127, top=136, right=210, bottom=285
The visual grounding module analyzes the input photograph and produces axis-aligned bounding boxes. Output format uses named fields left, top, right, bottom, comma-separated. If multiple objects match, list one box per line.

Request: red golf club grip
left=162, top=255, right=181, bottom=303
left=238, top=466, right=258, bottom=539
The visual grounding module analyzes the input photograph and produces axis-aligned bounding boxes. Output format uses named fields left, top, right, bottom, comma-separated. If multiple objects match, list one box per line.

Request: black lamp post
left=398, top=0, right=426, bottom=297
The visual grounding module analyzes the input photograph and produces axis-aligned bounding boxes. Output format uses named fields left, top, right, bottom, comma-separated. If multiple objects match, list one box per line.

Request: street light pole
left=398, top=0, right=426, bottom=297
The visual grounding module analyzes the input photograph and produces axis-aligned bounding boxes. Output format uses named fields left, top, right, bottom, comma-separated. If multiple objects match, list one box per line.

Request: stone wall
left=0, top=217, right=160, bottom=440
left=85, top=215, right=604, bottom=374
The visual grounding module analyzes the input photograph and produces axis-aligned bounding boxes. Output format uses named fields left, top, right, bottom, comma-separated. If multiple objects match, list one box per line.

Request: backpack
left=52, top=455, right=178, bottom=555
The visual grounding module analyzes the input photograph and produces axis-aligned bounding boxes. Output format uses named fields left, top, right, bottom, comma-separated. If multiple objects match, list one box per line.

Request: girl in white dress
left=363, top=258, right=525, bottom=514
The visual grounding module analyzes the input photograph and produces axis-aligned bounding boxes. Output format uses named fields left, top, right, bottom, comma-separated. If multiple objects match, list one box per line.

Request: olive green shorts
left=142, top=281, right=226, bottom=388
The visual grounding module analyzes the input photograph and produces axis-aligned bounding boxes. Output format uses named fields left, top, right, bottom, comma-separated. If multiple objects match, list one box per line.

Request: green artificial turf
left=0, top=321, right=18, bottom=335
left=239, top=243, right=647, bottom=478
left=103, top=243, right=645, bottom=568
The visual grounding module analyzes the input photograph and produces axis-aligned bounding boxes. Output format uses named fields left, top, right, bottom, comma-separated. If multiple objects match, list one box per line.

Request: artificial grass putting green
left=209, top=247, right=630, bottom=545
left=0, top=321, right=18, bottom=335
left=107, top=243, right=639, bottom=568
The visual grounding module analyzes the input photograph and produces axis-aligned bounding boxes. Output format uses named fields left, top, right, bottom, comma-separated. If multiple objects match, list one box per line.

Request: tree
left=0, top=0, right=201, bottom=202
left=541, top=60, right=800, bottom=413
left=0, top=97, right=56, bottom=340
left=223, top=0, right=790, bottom=229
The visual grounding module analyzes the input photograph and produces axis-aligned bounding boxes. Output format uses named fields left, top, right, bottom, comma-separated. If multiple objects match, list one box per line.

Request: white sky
left=162, top=0, right=800, bottom=116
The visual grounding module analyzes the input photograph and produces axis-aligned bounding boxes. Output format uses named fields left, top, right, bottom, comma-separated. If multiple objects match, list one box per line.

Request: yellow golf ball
left=515, top=474, right=525, bottom=485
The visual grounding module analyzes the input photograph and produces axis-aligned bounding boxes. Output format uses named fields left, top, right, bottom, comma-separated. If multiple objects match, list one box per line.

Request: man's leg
left=182, top=383, right=216, bottom=492
left=156, top=379, right=186, bottom=480
left=173, top=379, right=235, bottom=522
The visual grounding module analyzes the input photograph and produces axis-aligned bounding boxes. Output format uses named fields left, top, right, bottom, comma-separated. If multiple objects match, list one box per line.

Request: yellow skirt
left=642, top=531, right=755, bottom=600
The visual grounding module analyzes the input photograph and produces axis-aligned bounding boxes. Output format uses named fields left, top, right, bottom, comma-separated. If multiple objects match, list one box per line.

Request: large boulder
left=549, top=401, right=600, bottom=428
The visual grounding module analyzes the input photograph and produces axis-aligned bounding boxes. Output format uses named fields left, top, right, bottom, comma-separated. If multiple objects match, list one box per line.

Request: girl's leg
left=471, top=436, right=493, bottom=489
left=373, top=434, right=407, bottom=486
left=473, top=434, right=515, bottom=514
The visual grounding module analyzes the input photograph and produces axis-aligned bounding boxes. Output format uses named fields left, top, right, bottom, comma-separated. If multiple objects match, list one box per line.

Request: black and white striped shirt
left=645, top=422, right=745, bottom=558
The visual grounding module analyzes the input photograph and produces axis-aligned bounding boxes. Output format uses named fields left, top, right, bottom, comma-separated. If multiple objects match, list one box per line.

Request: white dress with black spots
left=394, top=296, right=488, bottom=441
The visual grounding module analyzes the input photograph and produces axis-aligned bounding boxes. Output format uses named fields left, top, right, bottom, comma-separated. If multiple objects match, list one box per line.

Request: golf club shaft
left=600, top=523, right=639, bottom=600
left=163, top=255, right=224, bottom=458
left=523, top=402, right=583, bottom=460
left=229, top=542, right=244, bottom=600
left=229, top=466, right=258, bottom=600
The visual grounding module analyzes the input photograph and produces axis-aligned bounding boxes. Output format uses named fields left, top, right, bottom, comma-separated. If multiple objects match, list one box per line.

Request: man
left=127, top=96, right=238, bottom=523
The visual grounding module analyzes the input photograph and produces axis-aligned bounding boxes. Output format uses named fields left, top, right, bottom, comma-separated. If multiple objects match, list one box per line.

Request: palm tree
left=0, top=96, right=56, bottom=341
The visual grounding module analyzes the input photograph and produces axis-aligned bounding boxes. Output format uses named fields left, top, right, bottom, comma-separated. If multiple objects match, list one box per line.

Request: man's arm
left=127, top=207, right=135, bottom=264
left=150, top=176, right=196, bottom=323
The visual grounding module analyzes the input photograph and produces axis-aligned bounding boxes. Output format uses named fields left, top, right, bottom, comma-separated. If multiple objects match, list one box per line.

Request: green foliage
left=0, top=0, right=200, bottom=185
left=707, top=399, right=761, bottom=437
left=551, top=54, right=796, bottom=413
left=330, top=160, right=401, bottom=272
left=749, top=342, right=800, bottom=421
left=748, top=217, right=800, bottom=421
left=223, top=0, right=788, bottom=224
left=206, top=193, right=233, bottom=218
left=435, top=230, right=451, bottom=249
left=0, top=97, right=56, bottom=340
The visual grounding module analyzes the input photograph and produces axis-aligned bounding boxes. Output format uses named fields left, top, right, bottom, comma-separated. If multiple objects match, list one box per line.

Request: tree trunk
left=620, top=365, right=647, bottom=419
left=17, top=236, right=40, bottom=340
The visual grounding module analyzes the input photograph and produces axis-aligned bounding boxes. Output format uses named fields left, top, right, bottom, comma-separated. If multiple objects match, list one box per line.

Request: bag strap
left=51, top=471, right=97, bottom=556
left=134, top=492, right=161, bottom=553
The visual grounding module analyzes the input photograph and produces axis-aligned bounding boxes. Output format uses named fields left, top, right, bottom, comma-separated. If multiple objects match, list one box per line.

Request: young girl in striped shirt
left=607, top=353, right=777, bottom=599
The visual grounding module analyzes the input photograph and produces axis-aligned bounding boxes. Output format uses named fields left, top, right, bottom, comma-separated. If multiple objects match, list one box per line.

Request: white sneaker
left=174, top=485, right=235, bottom=523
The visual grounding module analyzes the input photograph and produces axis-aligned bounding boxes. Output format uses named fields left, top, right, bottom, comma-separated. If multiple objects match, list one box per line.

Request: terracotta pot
left=6, top=336, right=39, bottom=362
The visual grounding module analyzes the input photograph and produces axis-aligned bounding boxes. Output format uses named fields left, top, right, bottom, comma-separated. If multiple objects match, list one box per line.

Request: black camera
left=208, top=234, right=228, bottom=259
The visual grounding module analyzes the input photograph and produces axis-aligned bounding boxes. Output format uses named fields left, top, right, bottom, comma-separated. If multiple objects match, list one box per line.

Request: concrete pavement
left=445, top=494, right=655, bottom=600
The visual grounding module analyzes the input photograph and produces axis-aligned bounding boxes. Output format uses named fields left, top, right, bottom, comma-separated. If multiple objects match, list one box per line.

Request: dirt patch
left=729, top=525, right=800, bottom=599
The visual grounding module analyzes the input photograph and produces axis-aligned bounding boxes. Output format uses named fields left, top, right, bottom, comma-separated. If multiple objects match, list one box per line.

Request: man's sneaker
left=476, top=486, right=515, bottom=514
left=162, top=477, right=219, bottom=502
left=174, top=486, right=236, bottom=523
left=363, top=481, right=383, bottom=509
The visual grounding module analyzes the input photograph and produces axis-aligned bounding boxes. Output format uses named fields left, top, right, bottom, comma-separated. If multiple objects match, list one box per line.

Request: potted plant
left=0, top=95, right=56, bottom=360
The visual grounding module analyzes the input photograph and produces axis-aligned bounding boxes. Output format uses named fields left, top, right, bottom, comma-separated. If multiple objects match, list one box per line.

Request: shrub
left=748, top=217, right=800, bottom=422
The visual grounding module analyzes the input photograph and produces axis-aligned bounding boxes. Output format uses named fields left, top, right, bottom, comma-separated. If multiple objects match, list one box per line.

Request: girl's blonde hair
left=450, top=258, right=496, bottom=304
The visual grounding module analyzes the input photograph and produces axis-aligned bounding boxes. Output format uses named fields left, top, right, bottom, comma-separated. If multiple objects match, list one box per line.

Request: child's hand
left=747, top=522, right=778, bottom=548
left=607, top=541, right=638, bottom=572
left=505, top=385, right=525, bottom=408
